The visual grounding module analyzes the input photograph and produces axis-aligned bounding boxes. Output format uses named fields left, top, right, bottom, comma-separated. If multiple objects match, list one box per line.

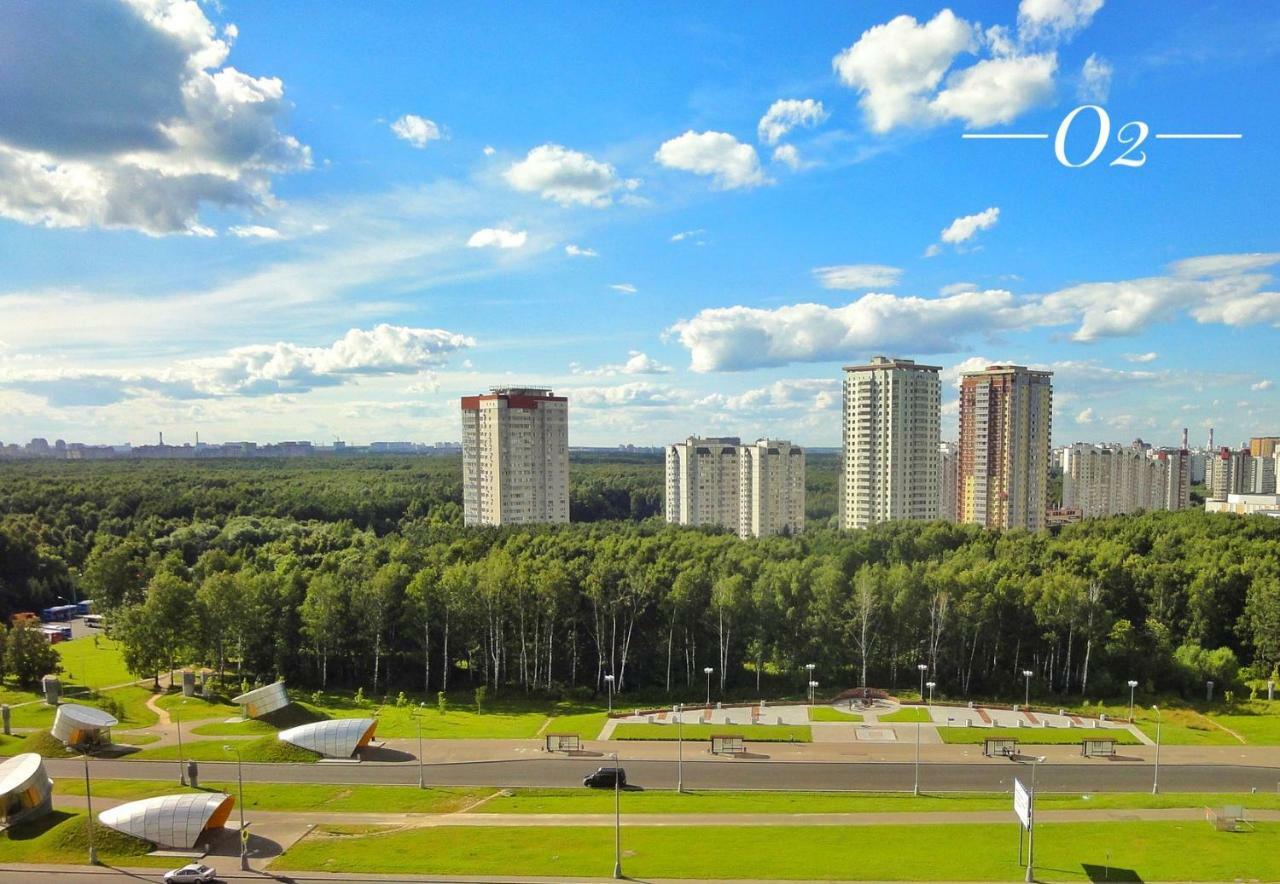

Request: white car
left=163, top=864, right=218, bottom=883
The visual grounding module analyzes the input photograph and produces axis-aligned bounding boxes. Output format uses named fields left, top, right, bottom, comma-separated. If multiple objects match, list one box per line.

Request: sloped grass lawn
left=1208, top=700, right=1280, bottom=744
left=55, top=779, right=489, bottom=813
left=272, top=821, right=1279, bottom=880
left=809, top=706, right=863, bottom=722
left=880, top=707, right=932, bottom=723
left=132, top=734, right=319, bottom=762
left=1070, top=702, right=1240, bottom=746
left=611, top=723, right=811, bottom=742
left=157, top=691, right=240, bottom=721
left=0, top=809, right=169, bottom=867
left=938, top=725, right=1139, bottom=745
left=544, top=711, right=609, bottom=740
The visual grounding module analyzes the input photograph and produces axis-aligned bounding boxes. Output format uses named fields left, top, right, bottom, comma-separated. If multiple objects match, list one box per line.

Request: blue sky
left=1, top=1, right=1276, bottom=447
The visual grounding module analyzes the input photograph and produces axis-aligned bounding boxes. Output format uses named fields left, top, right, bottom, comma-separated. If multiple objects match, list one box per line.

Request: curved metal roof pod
left=278, top=717, right=377, bottom=758
left=98, top=792, right=235, bottom=850
left=231, top=681, right=289, bottom=719
left=51, top=703, right=119, bottom=745
left=0, top=753, right=53, bottom=826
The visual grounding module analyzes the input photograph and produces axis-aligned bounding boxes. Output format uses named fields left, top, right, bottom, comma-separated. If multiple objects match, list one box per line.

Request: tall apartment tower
left=739, top=439, right=805, bottom=538
left=664, top=437, right=741, bottom=530
left=460, top=386, right=569, bottom=526
left=839, top=357, right=941, bottom=530
left=957, top=364, right=1053, bottom=531
left=1160, top=448, right=1192, bottom=509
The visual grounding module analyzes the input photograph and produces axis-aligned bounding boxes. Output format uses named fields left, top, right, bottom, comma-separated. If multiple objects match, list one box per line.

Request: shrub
left=474, top=685, right=487, bottom=714
left=395, top=691, right=408, bottom=707
left=437, top=692, right=447, bottom=715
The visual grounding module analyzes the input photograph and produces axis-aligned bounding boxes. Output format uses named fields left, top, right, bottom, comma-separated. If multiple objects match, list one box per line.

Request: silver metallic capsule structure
left=51, top=703, right=119, bottom=748
left=231, top=681, right=290, bottom=719
left=0, top=753, right=54, bottom=828
left=98, top=792, right=236, bottom=849
left=277, top=718, right=377, bottom=758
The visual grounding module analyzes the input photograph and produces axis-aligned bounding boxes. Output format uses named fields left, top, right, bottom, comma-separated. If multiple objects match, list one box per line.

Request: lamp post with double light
left=675, top=702, right=684, bottom=793
left=605, top=673, right=615, bottom=714
left=805, top=663, right=816, bottom=703
left=611, top=750, right=622, bottom=879
left=1127, top=680, right=1139, bottom=722
left=926, top=680, right=936, bottom=706
left=1022, top=669, right=1034, bottom=709
left=808, top=680, right=819, bottom=705
left=704, top=667, right=713, bottom=707
left=917, top=663, right=928, bottom=701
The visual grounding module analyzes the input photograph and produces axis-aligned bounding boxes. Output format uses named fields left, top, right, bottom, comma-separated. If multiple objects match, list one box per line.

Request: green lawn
left=157, top=692, right=240, bottom=721
left=479, top=788, right=1280, bottom=815
left=0, top=809, right=168, bottom=867
left=53, top=636, right=135, bottom=689
left=1070, top=702, right=1241, bottom=746
left=297, top=690, right=584, bottom=739
left=611, top=723, right=811, bottom=742
left=191, top=717, right=278, bottom=736
left=808, top=706, right=863, bottom=722
left=545, top=711, right=609, bottom=740
left=880, top=707, right=932, bottom=723
left=938, top=725, right=1140, bottom=745
left=272, top=821, right=1277, bottom=880
left=131, top=734, right=318, bottom=762
left=55, top=779, right=490, bottom=813
left=1207, top=700, right=1280, bottom=744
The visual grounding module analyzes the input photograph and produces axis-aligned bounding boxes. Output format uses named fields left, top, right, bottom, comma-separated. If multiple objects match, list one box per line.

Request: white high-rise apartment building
left=460, top=386, right=569, bottom=526
left=957, top=364, right=1053, bottom=531
left=739, top=439, right=805, bottom=538
left=840, top=356, right=941, bottom=530
left=664, top=437, right=741, bottom=530
left=665, top=436, right=805, bottom=538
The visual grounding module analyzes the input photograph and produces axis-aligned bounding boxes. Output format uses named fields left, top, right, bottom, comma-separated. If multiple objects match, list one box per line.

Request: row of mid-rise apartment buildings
left=839, top=357, right=1057, bottom=531
left=1061, top=442, right=1192, bottom=518
left=457, top=386, right=805, bottom=537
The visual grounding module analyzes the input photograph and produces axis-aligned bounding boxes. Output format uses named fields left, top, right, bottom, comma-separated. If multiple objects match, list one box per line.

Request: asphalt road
left=45, top=756, right=1280, bottom=793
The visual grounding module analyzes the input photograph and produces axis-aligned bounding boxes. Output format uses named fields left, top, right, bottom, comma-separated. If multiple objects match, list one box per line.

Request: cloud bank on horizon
left=0, top=0, right=1275, bottom=448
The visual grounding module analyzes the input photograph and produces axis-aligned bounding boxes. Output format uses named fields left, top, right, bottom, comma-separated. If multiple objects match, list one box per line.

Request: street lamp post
left=917, top=663, right=928, bottom=701
left=676, top=703, right=684, bottom=794
left=611, top=750, right=622, bottom=879
left=1024, top=754, right=1045, bottom=884
left=808, top=680, right=818, bottom=705
left=176, top=710, right=186, bottom=785
left=416, top=711, right=425, bottom=789
left=1022, top=670, right=1034, bottom=709
left=82, top=753, right=98, bottom=865
left=223, top=745, right=249, bottom=870
left=925, top=681, right=936, bottom=706
left=913, top=721, right=921, bottom=796
left=1127, top=680, right=1139, bottom=722
left=1151, top=705, right=1162, bottom=795
left=805, top=663, right=816, bottom=703
left=605, top=674, right=615, bottom=714
left=704, top=667, right=713, bottom=707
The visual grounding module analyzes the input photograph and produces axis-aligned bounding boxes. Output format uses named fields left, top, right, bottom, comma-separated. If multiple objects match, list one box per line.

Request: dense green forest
left=0, top=456, right=1276, bottom=705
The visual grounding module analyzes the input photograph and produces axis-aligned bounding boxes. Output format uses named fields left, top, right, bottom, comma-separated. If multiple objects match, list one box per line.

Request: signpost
left=1013, top=760, right=1043, bottom=882
left=1013, top=777, right=1030, bottom=871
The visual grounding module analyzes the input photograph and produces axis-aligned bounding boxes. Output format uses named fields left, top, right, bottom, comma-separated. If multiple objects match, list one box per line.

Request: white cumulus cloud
left=467, top=227, right=527, bottom=249
left=1079, top=53, right=1113, bottom=102
left=1124, top=352, right=1158, bottom=363
left=565, top=244, right=598, bottom=257
left=503, top=144, right=638, bottom=207
left=671, top=229, right=706, bottom=243
left=654, top=131, right=767, bottom=189
left=1253, top=379, right=1274, bottom=392
left=812, top=264, right=903, bottom=290
left=941, top=207, right=1001, bottom=244
left=757, top=99, right=828, bottom=145
left=771, top=144, right=804, bottom=170
left=1018, top=0, right=1105, bottom=43
left=228, top=225, right=282, bottom=239
left=1076, top=407, right=1096, bottom=424
left=390, top=114, right=442, bottom=148
left=930, top=53, right=1057, bottom=128
left=0, top=0, right=309, bottom=235
left=572, top=351, right=671, bottom=377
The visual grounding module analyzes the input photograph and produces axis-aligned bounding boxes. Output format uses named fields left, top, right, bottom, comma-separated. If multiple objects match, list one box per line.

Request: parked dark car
left=583, top=766, right=626, bottom=788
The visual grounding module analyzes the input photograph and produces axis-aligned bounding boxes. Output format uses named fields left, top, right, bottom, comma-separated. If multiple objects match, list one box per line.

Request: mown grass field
left=880, top=707, right=932, bottom=723
left=131, top=734, right=318, bottom=762
left=475, top=787, right=1280, bottom=815
left=611, top=722, right=811, bottom=742
left=55, top=779, right=489, bottom=813
left=938, top=725, right=1140, bottom=745
left=271, top=820, right=1278, bottom=880
left=808, top=706, right=863, bottom=722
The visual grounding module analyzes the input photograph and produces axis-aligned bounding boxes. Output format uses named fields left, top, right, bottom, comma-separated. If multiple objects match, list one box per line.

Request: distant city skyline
left=1, top=2, right=1276, bottom=447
